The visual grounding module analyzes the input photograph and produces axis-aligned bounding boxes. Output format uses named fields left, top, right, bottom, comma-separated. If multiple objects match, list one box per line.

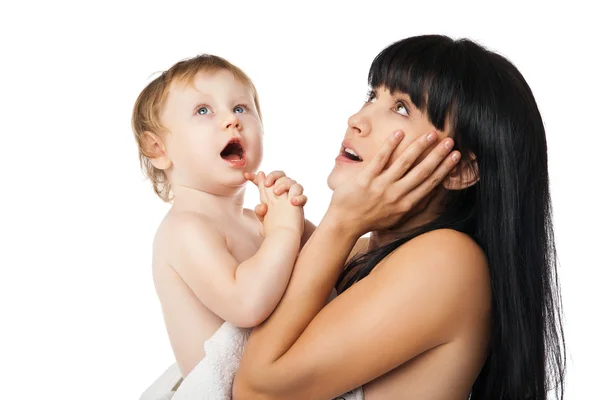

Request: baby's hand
left=263, top=170, right=308, bottom=207
left=245, top=171, right=305, bottom=237
left=245, top=171, right=307, bottom=226
left=245, top=171, right=307, bottom=207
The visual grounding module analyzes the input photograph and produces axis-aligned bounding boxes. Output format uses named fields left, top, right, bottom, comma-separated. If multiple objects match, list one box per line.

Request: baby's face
left=160, top=69, right=263, bottom=194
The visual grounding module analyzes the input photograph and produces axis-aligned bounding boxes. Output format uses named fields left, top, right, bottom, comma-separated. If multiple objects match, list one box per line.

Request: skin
left=233, top=87, right=491, bottom=400
left=145, top=70, right=314, bottom=377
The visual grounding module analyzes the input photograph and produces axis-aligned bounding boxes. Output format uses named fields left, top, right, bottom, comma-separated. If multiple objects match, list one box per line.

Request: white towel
left=140, top=321, right=364, bottom=399
left=140, top=290, right=363, bottom=399
left=172, top=322, right=251, bottom=399
left=139, top=362, right=181, bottom=400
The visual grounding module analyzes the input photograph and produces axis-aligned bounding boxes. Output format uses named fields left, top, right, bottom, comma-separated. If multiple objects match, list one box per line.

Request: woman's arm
left=233, top=132, right=467, bottom=399
left=234, top=227, right=489, bottom=399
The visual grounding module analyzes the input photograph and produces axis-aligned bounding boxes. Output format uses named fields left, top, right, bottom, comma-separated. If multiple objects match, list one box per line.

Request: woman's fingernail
left=427, top=132, right=437, bottom=142
left=394, top=131, right=403, bottom=139
left=452, top=152, right=461, bottom=162
left=445, top=139, right=454, bottom=149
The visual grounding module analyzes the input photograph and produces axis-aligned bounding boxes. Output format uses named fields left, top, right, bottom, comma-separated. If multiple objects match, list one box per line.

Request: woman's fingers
left=360, top=130, right=404, bottom=180
left=393, top=137, right=457, bottom=193
left=398, top=150, right=461, bottom=209
left=380, top=131, right=442, bottom=184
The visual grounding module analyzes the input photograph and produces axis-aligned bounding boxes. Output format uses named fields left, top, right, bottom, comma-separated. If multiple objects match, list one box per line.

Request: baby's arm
left=168, top=211, right=301, bottom=328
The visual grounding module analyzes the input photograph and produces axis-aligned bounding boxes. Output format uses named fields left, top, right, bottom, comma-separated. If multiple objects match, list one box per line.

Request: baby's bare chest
left=221, top=223, right=263, bottom=263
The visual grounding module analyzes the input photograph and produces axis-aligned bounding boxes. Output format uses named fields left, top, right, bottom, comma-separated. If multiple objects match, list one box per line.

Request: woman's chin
left=327, top=170, right=346, bottom=190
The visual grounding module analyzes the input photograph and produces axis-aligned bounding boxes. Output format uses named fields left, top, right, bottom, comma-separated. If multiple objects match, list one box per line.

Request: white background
left=1, top=1, right=597, bottom=398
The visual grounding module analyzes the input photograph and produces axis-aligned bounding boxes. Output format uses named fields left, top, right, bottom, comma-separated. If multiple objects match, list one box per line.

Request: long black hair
left=336, top=35, right=565, bottom=400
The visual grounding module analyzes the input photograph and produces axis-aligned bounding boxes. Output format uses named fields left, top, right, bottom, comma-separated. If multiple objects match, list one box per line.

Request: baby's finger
left=265, top=170, right=286, bottom=187
left=244, top=172, right=258, bottom=186
left=274, top=177, right=297, bottom=195
left=288, top=183, right=304, bottom=198
left=291, top=195, right=308, bottom=207
left=256, top=172, right=269, bottom=202
left=254, top=203, right=267, bottom=222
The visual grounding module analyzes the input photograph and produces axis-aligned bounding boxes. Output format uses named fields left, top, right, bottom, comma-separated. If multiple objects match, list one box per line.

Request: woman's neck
left=368, top=189, right=446, bottom=251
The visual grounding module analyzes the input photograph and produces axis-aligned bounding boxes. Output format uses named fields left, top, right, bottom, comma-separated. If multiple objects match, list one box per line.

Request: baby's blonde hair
left=131, top=54, right=262, bottom=202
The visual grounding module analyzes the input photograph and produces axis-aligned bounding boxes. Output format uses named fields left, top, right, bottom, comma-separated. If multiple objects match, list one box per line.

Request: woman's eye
left=233, top=105, right=245, bottom=113
left=393, top=102, right=408, bottom=116
left=365, top=91, right=376, bottom=103
left=197, top=107, right=211, bottom=115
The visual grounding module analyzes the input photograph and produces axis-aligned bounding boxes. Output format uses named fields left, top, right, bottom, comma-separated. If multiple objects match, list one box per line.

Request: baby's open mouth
left=220, top=139, right=245, bottom=162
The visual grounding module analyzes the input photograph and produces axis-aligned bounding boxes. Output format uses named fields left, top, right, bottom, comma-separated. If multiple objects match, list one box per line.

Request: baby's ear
left=443, top=152, right=479, bottom=190
left=142, top=131, right=172, bottom=170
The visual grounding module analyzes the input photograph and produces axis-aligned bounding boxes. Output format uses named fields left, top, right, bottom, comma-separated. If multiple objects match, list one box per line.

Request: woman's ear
left=443, top=153, right=479, bottom=190
left=142, top=131, right=172, bottom=170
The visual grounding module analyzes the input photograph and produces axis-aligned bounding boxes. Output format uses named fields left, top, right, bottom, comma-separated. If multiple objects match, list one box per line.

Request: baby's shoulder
left=164, top=209, right=213, bottom=228
left=155, top=210, right=222, bottom=248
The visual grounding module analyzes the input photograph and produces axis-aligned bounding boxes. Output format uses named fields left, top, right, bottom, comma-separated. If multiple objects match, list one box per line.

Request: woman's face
left=327, top=86, right=451, bottom=190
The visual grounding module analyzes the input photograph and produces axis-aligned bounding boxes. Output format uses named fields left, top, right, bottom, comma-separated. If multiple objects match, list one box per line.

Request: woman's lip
left=341, top=139, right=361, bottom=160
left=335, top=154, right=362, bottom=164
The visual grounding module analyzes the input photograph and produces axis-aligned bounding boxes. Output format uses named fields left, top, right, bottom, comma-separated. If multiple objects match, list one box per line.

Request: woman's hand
left=326, top=130, right=461, bottom=236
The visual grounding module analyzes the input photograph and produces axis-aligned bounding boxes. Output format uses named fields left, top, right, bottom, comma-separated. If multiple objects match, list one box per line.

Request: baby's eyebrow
left=232, top=96, right=255, bottom=107
left=189, top=87, right=213, bottom=99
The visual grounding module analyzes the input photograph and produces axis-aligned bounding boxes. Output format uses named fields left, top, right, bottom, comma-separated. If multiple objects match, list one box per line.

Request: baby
left=131, top=54, right=316, bottom=396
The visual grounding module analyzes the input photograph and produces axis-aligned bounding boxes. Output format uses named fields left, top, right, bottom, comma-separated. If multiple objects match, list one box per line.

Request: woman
left=233, top=35, right=565, bottom=400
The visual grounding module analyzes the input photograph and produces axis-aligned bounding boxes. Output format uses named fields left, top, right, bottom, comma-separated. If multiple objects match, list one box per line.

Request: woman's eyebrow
left=393, top=92, right=417, bottom=109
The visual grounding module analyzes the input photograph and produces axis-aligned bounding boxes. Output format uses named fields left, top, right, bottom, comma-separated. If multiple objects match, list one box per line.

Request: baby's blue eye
left=234, top=106, right=245, bottom=113
left=197, top=107, right=210, bottom=115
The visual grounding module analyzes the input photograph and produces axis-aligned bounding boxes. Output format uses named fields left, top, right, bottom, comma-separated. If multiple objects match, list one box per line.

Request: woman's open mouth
left=336, top=143, right=363, bottom=163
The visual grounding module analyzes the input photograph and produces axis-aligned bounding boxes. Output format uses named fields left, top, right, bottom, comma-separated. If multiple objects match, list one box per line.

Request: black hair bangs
left=367, top=35, right=464, bottom=132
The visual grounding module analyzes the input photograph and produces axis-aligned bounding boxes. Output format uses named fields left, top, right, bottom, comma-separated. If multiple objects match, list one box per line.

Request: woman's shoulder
left=371, top=228, right=490, bottom=313
left=332, top=228, right=491, bottom=360
left=383, top=228, right=487, bottom=272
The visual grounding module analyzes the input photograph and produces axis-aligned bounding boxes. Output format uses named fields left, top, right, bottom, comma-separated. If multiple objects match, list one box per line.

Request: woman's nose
left=347, top=111, right=370, bottom=137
